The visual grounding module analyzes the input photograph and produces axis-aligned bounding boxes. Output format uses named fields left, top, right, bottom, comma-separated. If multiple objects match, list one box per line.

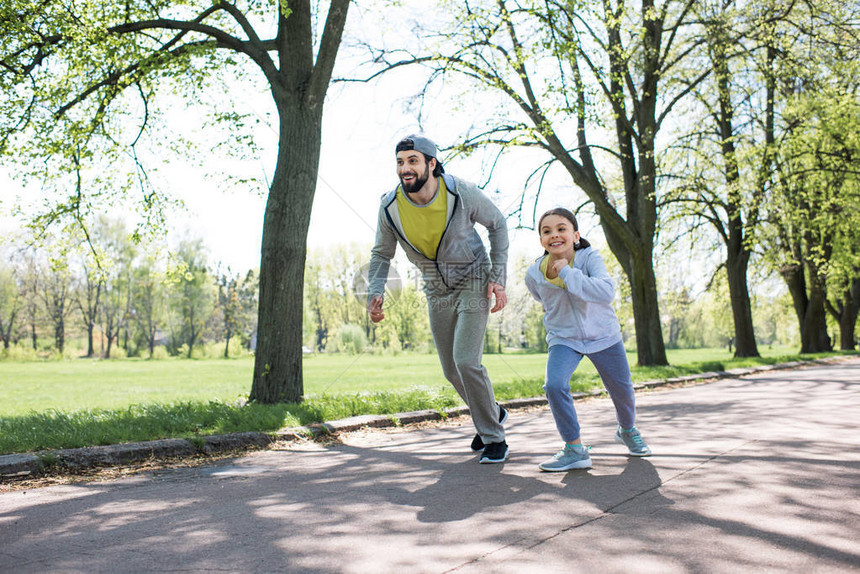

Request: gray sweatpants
left=426, top=281, right=505, bottom=444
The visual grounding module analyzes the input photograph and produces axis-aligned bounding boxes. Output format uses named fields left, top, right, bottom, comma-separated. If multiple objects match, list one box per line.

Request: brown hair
left=537, top=207, right=591, bottom=252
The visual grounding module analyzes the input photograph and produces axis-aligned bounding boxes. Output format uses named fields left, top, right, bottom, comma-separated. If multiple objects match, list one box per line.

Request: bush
left=108, top=346, right=128, bottom=359
left=225, top=338, right=247, bottom=358
left=62, top=345, right=84, bottom=360
left=150, top=346, right=170, bottom=360
left=197, top=342, right=218, bottom=358
left=413, top=341, right=433, bottom=354
left=0, top=344, right=40, bottom=361
left=332, top=324, right=367, bottom=355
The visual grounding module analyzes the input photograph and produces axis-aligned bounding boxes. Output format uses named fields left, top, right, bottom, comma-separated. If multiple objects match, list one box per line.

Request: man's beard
left=400, top=164, right=430, bottom=194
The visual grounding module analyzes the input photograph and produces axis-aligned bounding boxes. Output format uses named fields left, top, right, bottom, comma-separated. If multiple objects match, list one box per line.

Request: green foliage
left=332, top=324, right=367, bottom=354
left=150, top=346, right=170, bottom=360
left=0, top=0, right=266, bottom=243
left=759, top=81, right=860, bottom=349
left=109, top=346, right=128, bottom=359
left=0, top=401, right=294, bottom=454
left=303, top=244, right=371, bottom=352
left=166, top=238, right=214, bottom=357
left=0, top=265, right=21, bottom=349
left=752, top=290, right=799, bottom=348
left=383, top=285, right=431, bottom=351
left=0, top=343, right=40, bottom=361
left=300, top=387, right=461, bottom=422
left=214, top=267, right=258, bottom=356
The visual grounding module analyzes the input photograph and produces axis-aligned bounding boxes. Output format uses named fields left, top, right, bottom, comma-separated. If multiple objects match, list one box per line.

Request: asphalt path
left=1, top=358, right=858, bottom=573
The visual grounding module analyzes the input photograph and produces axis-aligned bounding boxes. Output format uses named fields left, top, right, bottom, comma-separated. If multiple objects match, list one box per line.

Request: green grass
left=0, top=346, right=852, bottom=454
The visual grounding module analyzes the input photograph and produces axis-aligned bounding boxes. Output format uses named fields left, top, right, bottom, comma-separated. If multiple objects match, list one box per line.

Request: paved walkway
left=1, top=358, right=858, bottom=573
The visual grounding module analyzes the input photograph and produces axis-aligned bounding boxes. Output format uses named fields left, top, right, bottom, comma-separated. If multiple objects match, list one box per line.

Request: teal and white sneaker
left=538, top=444, right=592, bottom=472
left=615, top=426, right=652, bottom=456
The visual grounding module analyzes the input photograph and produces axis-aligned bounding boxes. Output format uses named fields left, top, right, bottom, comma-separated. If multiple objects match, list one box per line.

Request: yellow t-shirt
left=540, top=254, right=574, bottom=288
left=396, top=177, right=448, bottom=259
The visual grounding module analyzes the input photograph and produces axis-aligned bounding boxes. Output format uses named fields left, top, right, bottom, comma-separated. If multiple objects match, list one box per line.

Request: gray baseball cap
left=395, top=134, right=445, bottom=172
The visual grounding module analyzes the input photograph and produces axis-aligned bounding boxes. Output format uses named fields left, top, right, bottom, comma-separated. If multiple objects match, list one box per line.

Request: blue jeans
left=544, top=341, right=636, bottom=442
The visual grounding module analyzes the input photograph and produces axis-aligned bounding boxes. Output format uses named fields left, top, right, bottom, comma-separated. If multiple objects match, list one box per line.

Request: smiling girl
left=525, top=208, right=651, bottom=472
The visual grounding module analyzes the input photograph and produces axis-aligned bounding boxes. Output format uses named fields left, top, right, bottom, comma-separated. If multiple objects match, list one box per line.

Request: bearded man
left=367, top=134, right=510, bottom=463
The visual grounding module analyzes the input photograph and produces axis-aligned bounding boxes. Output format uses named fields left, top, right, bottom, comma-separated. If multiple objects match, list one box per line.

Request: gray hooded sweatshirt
left=368, top=173, right=508, bottom=298
left=524, top=246, right=623, bottom=354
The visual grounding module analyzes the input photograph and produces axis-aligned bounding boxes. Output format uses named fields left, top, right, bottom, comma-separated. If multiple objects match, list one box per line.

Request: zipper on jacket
left=431, top=192, right=459, bottom=289
left=385, top=184, right=461, bottom=290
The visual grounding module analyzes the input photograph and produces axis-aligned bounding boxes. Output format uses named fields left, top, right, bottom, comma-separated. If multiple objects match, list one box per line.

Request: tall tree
left=94, top=218, right=138, bottom=359
left=1, top=0, right=349, bottom=401
left=755, top=1, right=860, bottom=352
left=168, top=239, right=213, bottom=358
left=73, top=249, right=104, bottom=358
left=361, top=0, right=712, bottom=365
left=131, top=256, right=166, bottom=358
left=303, top=256, right=331, bottom=352
left=215, top=265, right=257, bottom=357
left=0, top=264, right=21, bottom=350
left=18, top=254, right=41, bottom=350
left=39, top=257, right=72, bottom=353
left=665, top=0, right=764, bottom=357
left=768, top=88, right=860, bottom=352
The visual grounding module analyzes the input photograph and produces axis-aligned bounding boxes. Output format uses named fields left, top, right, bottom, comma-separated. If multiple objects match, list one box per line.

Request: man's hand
left=368, top=295, right=386, bottom=323
left=487, top=282, right=507, bottom=313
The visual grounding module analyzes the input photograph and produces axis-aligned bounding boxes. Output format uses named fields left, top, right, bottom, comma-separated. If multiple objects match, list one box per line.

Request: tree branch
left=309, top=0, right=350, bottom=100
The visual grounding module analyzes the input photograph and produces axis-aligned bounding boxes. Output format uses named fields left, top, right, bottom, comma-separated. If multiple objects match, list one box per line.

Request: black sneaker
left=479, top=441, right=509, bottom=464
left=470, top=404, right=509, bottom=451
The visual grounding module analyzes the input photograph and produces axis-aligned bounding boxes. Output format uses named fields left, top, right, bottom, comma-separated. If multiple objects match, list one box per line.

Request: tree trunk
left=186, top=324, right=195, bottom=358
left=782, top=263, right=831, bottom=353
left=838, top=279, right=859, bottom=350
left=838, top=314, right=855, bottom=350
left=828, top=278, right=859, bottom=351
left=598, top=205, right=666, bottom=366
left=55, top=316, right=65, bottom=353
left=628, top=246, right=667, bottom=366
left=0, top=311, right=14, bottom=349
left=802, top=289, right=831, bottom=353
left=710, top=18, right=760, bottom=360
left=86, top=323, right=95, bottom=357
left=725, top=241, right=759, bottom=357
left=250, top=100, right=322, bottom=404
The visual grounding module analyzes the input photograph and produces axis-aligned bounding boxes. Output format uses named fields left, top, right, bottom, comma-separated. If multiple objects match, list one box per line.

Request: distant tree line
left=0, top=216, right=824, bottom=361
left=299, top=244, right=803, bottom=357
left=0, top=218, right=258, bottom=359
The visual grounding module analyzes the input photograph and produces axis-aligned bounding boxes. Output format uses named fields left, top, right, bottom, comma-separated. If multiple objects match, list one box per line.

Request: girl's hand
left=551, top=258, right=569, bottom=275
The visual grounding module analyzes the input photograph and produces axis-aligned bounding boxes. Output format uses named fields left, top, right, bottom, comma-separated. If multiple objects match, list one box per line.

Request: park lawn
left=0, top=345, right=806, bottom=417
left=0, top=353, right=549, bottom=416
left=0, top=345, right=848, bottom=454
